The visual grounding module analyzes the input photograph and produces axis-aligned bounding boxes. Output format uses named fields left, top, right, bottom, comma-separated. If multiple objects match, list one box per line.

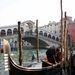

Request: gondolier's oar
left=18, top=21, right=22, bottom=66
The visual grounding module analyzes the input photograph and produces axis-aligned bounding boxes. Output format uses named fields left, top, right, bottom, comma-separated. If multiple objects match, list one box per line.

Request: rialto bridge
left=0, top=20, right=60, bottom=48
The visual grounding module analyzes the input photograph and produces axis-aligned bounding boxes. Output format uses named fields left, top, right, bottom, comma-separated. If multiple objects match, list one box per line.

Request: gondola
left=3, top=39, right=62, bottom=75
left=3, top=38, right=75, bottom=75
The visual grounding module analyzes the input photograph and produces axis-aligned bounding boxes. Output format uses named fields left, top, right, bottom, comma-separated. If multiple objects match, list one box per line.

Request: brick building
left=68, top=23, right=75, bottom=49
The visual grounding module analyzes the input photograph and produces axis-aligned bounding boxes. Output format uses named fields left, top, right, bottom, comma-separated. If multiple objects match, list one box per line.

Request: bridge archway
left=48, top=34, right=51, bottom=38
left=56, top=37, right=59, bottom=41
left=44, top=32, right=47, bottom=37
left=39, top=31, right=43, bottom=36
left=52, top=36, right=55, bottom=40
left=7, top=29, right=12, bottom=35
left=1, top=30, right=6, bottom=36
left=13, top=28, right=18, bottom=35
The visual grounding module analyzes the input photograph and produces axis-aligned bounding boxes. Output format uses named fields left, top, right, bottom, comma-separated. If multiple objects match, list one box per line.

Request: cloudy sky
left=0, top=0, right=75, bottom=26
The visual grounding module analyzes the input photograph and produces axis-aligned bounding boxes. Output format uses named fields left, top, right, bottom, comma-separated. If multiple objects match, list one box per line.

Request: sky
left=0, top=0, right=75, bottom=26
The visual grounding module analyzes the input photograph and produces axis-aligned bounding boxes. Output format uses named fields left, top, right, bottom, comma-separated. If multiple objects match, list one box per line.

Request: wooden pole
left=18, top=21, right=22, bottom=66
left=64, top=12, right=68, bottom=63
left=64, top=12, right=66, bottom=65
left=36, top=19, right=39, bottom=62
left=60, top=1, right=64, bottom=73
left=60, top=0, right=64, bottom=58
left=64, top=12, right=68, bottom=75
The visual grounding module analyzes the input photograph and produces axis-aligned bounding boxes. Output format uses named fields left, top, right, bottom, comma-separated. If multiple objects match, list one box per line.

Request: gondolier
left=46, top=47, right=56, bottom=64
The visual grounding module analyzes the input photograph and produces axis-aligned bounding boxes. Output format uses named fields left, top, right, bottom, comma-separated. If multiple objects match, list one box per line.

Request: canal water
left=1, top=49, right=75, bottom=75
left=0, top=49, right=47, bottom=75
left=11, top=49, right=47, bottom=66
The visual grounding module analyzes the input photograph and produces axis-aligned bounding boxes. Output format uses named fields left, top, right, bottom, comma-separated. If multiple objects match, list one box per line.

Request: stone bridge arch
left=22, top=36, right=48, bottom=48
left=22, top=33, right=60, bottom=48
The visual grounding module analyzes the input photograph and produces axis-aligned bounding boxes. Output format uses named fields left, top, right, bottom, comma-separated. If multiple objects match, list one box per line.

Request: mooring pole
left=18, top=21, right=22, bottom=66
left=60, top=0, right=63, bottom=58
left=36, top=19, right=39, bottom=62
left=60, top=0, right=65, bottom=75
left=64, top=12, right=68, bottom=75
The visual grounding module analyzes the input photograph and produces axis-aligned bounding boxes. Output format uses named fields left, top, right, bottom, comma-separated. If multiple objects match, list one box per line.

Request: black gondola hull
left=9, top=57, right=62, bottom=75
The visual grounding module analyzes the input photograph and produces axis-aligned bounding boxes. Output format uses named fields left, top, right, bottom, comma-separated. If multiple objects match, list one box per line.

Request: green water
left=10, top=49, right=47, bottom=66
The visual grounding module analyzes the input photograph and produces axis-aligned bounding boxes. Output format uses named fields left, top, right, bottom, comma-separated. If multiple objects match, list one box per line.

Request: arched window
left=1, top=30, right=6, bottom=36
left=13, top=28, right=17, bottom=34
left=52, top=36, right=55, bottom=40
left=7, top=29, right=12, bottom=35
left=48, top=34, right=51, bottom=38
left=21, top=27, right=24, bottom=33
left=44, top=32, right=47, bottom=37
left=56, top=37, right=59, bottom=41
left=39, top=31, right=43, bottom=36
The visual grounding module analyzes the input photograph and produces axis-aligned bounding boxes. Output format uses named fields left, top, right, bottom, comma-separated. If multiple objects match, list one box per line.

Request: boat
left=3, top=39, right=62, bottom=75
